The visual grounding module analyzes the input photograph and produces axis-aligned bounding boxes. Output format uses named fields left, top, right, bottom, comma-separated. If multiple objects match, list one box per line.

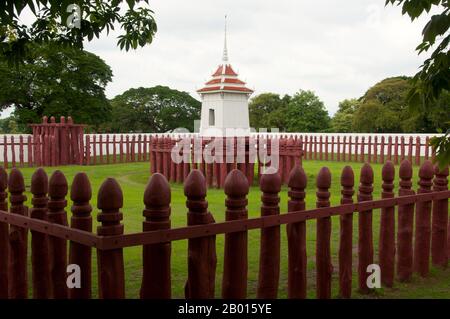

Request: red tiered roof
left=198, top=63, right=253, bottom=95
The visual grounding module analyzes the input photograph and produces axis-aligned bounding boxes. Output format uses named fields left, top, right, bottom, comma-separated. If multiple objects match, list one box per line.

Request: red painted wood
left=30, top=168, right=51, bottom=298
left=0, top=168, right=8, bottom=298
left=48, top=170, right=69, bottom=298
left=141, top=173, right=171, bottom=299
left=431, top=165, right=449, bottom=268
left=397, top=160, right=415, bottom=282
left=357, top=163, right=374, bottom=294
left=69, top=173, right=93, bottom=299
left=287, top=166, right=307, bottom=299
left=8, top=168, right=28, bottom=298
left=316, top=167, right=332, bottom=299
left=11, top=136, right=16, bottom=167
left=415, top=136, right=421, bottom=166
left=339, top=166, right=354, bottom=298
left=19, top=136, right=24, bottom=167
left=414, top=160, right=434, bottom=277
left=257, top=169, right=281, bottom=298
left=97, top=178, right=125, bottom=298
left=184, top=170, right=217, bottom=299
left=379, top=161, right=395, bottom=287
left=222, top=169, right=249, bottom=299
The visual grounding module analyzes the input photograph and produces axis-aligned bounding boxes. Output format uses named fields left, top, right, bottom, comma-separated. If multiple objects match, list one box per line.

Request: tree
left=0, top=1, right=157, bottom=65
left=285, top=90, right=330, bottom=132
left=0, top=43, right=113, bottom=131
left=352, top=76, right=449, bottom=133
left=330, top=99, right=360, bottom=132
left=109, top=86, right=201, bottom=133
left=249, top=93, right=290, bottom=131
left=386, top=0, right=449, bottom=168
left=0, top=116, right=21, bottom=133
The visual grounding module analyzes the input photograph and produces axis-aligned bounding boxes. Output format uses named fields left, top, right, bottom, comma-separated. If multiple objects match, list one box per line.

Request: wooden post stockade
left=257, top=168, right=281, bottom=299
left=184, top=170, right=217, bottom=299
left=0, top=168, right=8, bottom=299
left=431, top=165, right=449, bottom=268
left=339, top=166, right=354, bottom=298
left=358, top=163, right=374, bottom=294
left=222, top=169, right=249, bottom=299
left=141, top=173, right=171, bottom=299
left=69, top=173, right=93, bottom=299
left=30, top=168, right=51, bottom=298
left=316, top=167, right=332, bottom=299
left=48, top=170, right=69, bottom=299
left=97, top=178, right=125, bottom=298
left=8, top=168, right=28, bottom=298
left=0, top=161, right=447, bottom=299
left=287, top=165, right=307, bottom=299
left=414, top=160, right=434, bottom=277
left=397, top=160, right=415, bottom=282
left=379, top=161, right=395, bottom=287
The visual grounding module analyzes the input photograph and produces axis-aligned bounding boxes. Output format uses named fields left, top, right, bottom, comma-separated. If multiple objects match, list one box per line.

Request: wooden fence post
left=360, top=137, right=365, bottom=162
left=394, top=136, right=399, bottom=164
left=0, top=168, right=8, bottom=298
left=184, top=170, right=217, bottom=299
left=106, top=135, right=110, bottom=164
left=431, top=165, right=449, bottom=268
left=387, top=136, right=392, bottom=162
left=11, top=136, right=16, bottom=167
left=368, top=136, right=372, bottom=163
left=113, top=135, right=117, bottom=164
left=257, top=168, right=281, bottom=299
left=358, top=163, right=374, bottom=294
left=30, top=168, right=51, bottom=298
left=19, top=136, right=24, bottom=167
left=222, top=169, right=249, bottom=299
left=337, top=136, right=341, bottom=161
left=69, top=173, right=93, bottom=299
left=4, top=136, right=8, bottom=169
left=415, top=136, right=421, bottom=166
left=408, top=136, right=413, bottom=163
left=380, top=136, right=385, bottom=164
left=414, top=160, right=434, bottom=277
left=339, top=166, right=354, bottom=298
left=8, top=168, right=28, bottom=298
left=287, top=166, right=307, bottom=299
left=141, top=173, right=172, bottom=299
left=48, top=170, right=69, bottom=299
left=316, top=167, right=332, bottom=299
left=97, top=178, right=125, bottom=298
left=397, top=160, right=414, bottom=282
left=400, top=136, right=405, bottom=162
left=379, top=161, right=395, bottom=287
left=27, top=136, right=33, bottom=167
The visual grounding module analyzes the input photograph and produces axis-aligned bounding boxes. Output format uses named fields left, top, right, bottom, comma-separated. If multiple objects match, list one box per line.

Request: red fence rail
left=0, top=132, right=439, bottom=170
left=0, top=160, right=448, bottom=299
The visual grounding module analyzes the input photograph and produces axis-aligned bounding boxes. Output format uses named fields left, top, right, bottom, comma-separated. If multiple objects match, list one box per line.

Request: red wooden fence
left=0, top=160, right=447, bottom=299
left=0, top=133, right=439, bottom=170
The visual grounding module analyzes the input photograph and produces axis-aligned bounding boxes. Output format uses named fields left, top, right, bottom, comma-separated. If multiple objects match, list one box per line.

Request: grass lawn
left=13, top=160, right=450, bottom=299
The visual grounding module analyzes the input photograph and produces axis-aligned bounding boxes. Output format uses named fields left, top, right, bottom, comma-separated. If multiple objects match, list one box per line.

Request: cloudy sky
left=2, top=0, right=434, bottom=118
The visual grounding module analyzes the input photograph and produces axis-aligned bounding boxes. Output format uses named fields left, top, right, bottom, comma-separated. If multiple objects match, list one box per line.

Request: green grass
left=13, top=160, right=450, bottom=299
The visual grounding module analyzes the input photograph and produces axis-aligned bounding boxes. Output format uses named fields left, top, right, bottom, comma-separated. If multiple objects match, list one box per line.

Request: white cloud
left=1, top=0, right=435, bottom=119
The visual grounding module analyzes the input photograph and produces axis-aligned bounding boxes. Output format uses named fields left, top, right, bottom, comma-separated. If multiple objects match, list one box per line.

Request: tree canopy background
left=0, top=43, right=113, bottom=132
left=249, top=90, right=330, bottom=132
left=107, top=86, right=201, bottom=133
left=0, top=0, right=157, bottom=65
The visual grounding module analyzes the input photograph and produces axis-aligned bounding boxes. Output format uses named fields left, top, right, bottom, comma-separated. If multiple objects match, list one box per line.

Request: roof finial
left=222, top=14, right=229, bottom=63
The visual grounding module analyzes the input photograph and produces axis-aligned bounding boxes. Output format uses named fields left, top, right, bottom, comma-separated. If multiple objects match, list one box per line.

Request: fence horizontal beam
left=99, top=191, right=449, bottom=249
left=0, top=211, right=99, bottom=247
left=0, top=191, right=448, bottom=250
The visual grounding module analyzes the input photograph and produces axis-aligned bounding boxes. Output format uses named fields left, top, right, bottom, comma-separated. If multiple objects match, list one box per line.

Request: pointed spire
left=222, top=14, right=229, bottom=63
